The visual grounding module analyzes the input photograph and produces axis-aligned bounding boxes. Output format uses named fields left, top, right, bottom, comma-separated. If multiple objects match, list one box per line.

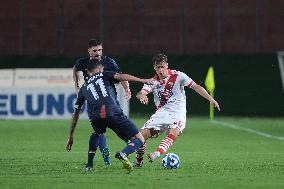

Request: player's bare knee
left=134, top=132, right=145, bottom=143
left=141, top=129, right=152, bottom=140
left=149, top=128, right=159, bottom=138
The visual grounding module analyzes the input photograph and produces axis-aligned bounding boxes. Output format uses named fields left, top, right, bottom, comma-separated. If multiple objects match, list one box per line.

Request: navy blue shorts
left=90, top=114, right=139, bottom=142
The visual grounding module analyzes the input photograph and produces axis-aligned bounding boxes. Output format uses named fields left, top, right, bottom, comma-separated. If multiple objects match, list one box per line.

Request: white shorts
left=141, top=110, right=186, bottom=134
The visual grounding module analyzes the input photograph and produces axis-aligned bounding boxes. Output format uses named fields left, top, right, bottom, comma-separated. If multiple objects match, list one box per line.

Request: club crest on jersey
left=158, top=89, right=173, bottom=100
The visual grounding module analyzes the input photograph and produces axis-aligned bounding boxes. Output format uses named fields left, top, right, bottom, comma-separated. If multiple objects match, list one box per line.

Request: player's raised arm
left=190, top=82, right=220, bottom=111
left=73, top=66, right=80, bottom=93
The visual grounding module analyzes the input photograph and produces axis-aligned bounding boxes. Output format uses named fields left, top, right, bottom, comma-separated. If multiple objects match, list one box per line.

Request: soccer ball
left=162, top=153, right=180, bottom=169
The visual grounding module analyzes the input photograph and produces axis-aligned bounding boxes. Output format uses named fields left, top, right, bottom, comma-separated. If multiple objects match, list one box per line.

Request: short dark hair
left=152, top=53, right=168, bottom=65
left=87, top=59, right=102, bottom=71
left=88, top=38, right=102, bottom=48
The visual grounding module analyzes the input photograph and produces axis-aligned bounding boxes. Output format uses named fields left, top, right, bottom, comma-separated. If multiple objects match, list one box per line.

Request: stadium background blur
left=0, top=0, right=283, bottom=117
left=0, top=1, right=284, bottom=189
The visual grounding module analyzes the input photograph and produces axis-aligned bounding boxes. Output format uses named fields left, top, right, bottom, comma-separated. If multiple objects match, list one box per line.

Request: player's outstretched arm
left=191, top=83, right=221, bottom=111
left=114, top=73, right=153, bottom=84
left=66, top=109, right=80, bottom=152
left=73, top=66, right=80, bottom=93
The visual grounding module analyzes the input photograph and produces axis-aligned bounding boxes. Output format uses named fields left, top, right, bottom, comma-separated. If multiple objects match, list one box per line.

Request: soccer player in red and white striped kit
left=134, top=53, right=220, bottom=166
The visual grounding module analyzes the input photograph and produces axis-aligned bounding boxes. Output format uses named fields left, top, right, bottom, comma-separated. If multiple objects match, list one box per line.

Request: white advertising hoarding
left=0, top=69, right=14, bottom=87
left=14, top=68, right=84, bottom=88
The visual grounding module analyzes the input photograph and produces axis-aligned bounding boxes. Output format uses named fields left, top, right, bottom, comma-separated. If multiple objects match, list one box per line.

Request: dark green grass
left=0, top=117, right=283, bottom=189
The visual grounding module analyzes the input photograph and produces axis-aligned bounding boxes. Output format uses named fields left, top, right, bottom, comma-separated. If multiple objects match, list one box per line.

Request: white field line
left=211, top=120, right=284, bottom=141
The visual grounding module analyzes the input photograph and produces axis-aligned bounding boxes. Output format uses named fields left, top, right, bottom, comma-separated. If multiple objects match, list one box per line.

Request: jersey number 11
left=87, top=78, right=108, bottom=100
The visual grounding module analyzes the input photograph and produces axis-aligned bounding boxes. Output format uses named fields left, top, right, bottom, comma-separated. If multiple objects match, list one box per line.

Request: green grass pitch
left=0, top=117, right=284, bottom=189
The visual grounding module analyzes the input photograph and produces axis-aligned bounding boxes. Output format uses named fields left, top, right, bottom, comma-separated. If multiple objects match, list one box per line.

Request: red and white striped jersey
left=141, top=69, right=195, bottom=116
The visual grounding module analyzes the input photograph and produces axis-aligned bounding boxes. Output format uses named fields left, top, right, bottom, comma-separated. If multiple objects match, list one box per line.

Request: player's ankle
left=154, top=151, right=161, bottom=157
left=136, top=157, right=143, bottom=164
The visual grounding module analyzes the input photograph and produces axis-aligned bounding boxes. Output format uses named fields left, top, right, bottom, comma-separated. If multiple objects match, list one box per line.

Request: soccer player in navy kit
left=73, top=39, right=131, bottom=169
left=66, top=59, right=151, bottom=173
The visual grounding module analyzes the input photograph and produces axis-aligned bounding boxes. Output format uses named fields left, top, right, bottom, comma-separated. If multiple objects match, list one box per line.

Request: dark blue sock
left=87, top=133, right=100, bottom=167
left=98, top=133, right=107, bottom=154
left=122, top=138, right=144, bottom=156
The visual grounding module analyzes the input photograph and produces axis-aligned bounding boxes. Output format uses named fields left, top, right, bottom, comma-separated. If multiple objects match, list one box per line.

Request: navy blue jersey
left=74, top=56, right=121, bottom=104
left=74, top=56, right=120, bottom=82
left=75, top=71, right=123, bottom=120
